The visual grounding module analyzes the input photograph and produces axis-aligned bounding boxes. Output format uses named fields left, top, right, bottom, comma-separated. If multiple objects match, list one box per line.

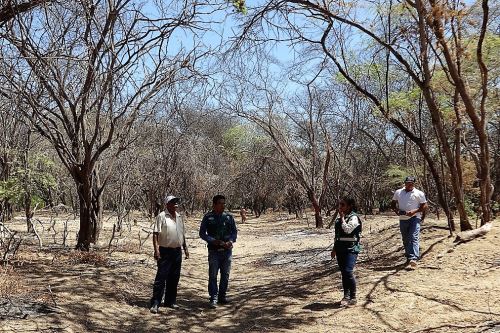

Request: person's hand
left=224, top=241, right=233, bottom=249
left=154, top=249, right=161, bottom=261
left=330, top=249, right=336, bottom=259
left=406, top=210, right=416, bottom=217
left=213, top=240, right=224, bottom=247
left=184, top=248, right=190, bottom=259
left=339, top=211, right=345, bottom=219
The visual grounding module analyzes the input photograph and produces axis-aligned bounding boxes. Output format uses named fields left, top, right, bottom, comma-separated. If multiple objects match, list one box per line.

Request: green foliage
left=383, top=164, right=414, bottom=189
left=0, top=178, right=24, bottom=205
left=0, top=154, right=57, bottom=209
left=231, top=0, right=247, bottom=14
left=223, top=124, right=267, bottom=159
left=463, top=196, right=477, bottom=218
left=492, top=200, right=500, bottom=215
left=223, top=125, right=250, bottom=159
left=387, top=88, right=420, bottom=111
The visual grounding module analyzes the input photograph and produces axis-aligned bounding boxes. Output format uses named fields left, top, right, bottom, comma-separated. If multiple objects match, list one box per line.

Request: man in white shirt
left=391, top=176, right=428, bottom=270
left=150, top=195, right=189, bottom=313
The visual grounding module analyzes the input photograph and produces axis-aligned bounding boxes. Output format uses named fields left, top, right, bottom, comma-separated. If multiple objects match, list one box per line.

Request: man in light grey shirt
left=150, top=195, right=189, bottom=313
left=391, top=176, right=427, bottom=270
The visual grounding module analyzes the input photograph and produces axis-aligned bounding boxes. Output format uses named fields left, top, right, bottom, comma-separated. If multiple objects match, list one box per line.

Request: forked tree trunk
left=413, top=0, right=472, bottom=231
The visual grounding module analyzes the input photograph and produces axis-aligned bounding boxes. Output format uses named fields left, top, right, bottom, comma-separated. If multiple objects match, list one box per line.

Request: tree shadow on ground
left=6, top=247, right=336, bottom=333
left=359, top=232, right=497, bottom=332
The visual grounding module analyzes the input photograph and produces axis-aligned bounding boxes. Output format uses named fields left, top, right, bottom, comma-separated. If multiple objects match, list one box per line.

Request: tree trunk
left=77, top=192, right=92, bottom=251
left=75, top=171, right=102, bottom=251
left=307, top=190, right=323, bottom=228
left=478, top=135, right=492, bottom=225
left=414, top=0, right=471, bottom=231
left=389, top=118, right=456, bottom=232
left=24, top=195, right=33, bottom=233
left=92, top=168, right=103, bottom=242
left=23, top=129, right=33, bottom=233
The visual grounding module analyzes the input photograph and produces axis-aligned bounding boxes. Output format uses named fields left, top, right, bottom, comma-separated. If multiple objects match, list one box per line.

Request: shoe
left=218, top=298, right=230, bottom=305
left=347, top=298, right=357, bottom=306
left=407, top=260, right=417, bottom=270
left=339, top=297, right=349, bottom=306
left=209, top=299, right=217, bottom=309
left=150, top=301, right=160, bottom=314
left=166, top=303, right=179, bottom=309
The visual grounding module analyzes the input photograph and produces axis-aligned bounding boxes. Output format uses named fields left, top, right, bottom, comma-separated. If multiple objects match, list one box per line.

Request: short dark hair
left=340, top=197, right=357, bottom=212
left=213, top=194, right=226, bottom=205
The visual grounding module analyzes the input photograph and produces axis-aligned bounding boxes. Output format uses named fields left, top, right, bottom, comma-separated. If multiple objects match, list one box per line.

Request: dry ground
left=1, top=211, right=499, bottom=333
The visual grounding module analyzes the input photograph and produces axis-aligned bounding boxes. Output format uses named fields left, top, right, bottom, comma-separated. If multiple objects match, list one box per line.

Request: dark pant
left=336, top=250, right=358, bottom=299
left=208, top=249, right=232, bottom=301
left=151, top=247, right=182, bottom=306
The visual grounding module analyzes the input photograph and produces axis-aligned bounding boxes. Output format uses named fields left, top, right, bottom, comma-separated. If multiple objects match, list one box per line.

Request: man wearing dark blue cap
left=391, top=176, right=428, bottom=270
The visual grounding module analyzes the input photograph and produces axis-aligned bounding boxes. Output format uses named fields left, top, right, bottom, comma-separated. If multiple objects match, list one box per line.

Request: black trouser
left=151, top=247, right=182, bottom=306
left=335, top=248, right=358, bottom=299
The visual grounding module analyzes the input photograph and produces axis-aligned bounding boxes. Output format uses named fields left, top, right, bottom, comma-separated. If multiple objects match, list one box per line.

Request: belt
left=337, top=237, right=357, bottom=242
left=208, top=245, right=229, bottom=251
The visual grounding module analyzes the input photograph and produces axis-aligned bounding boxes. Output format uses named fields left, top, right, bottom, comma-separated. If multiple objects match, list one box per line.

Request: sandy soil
left=1, top=212, right=499, bottom=333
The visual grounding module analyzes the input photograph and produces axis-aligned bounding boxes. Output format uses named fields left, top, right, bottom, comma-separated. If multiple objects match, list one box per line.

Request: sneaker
left=209, top=299, right=217, bottom=309
left=339, top=297, right=350, bottom=306
left=407, top=260, right=417, bottom=270
left=150, top=301, right=160, bottom=314
left=347, top=298, right=357, bottom=307
left=166, top=303, right=180, bottom=309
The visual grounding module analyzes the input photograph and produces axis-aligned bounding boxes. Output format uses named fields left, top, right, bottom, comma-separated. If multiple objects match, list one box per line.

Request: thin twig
left=47, top=285, right=58, bottom=307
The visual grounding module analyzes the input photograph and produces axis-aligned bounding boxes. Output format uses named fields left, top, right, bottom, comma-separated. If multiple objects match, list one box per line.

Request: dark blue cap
left=404, top=176, right=416, bottom=183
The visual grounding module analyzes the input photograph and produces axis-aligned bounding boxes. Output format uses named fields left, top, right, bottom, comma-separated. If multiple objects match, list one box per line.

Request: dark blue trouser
left=336, top=250, right=358, bottom=299
left=151, top=247, right=182, bottom=306
left=208, top=249, right=232, bottom=301
left=399, top=217, right=421, bottom=261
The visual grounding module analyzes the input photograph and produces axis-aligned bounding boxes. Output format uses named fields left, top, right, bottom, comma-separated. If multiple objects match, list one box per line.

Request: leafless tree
left=0, top=0, right=215, bottom=249
left=220, top=57, right=333, bottom=227
left=0, top=0, right=51, bottom=25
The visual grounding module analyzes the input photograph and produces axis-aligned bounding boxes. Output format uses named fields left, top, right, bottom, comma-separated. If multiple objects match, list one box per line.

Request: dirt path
left=1, top=213, right=499, bottom=332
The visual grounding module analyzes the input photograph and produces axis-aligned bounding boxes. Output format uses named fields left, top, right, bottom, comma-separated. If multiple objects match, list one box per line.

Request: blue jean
left=151, top=247, right=182, bottom=306
left=336, top=250, right=358, bottom=299
left=208, top=250, right=232, bottom=301
left=399, top=217, right=421, bottom=261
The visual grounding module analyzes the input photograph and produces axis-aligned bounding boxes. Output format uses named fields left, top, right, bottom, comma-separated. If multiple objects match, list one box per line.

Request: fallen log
left=454, top=222, right=492, bottom=243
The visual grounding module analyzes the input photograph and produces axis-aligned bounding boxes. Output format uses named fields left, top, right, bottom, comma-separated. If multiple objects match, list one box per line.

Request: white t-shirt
left=341, top=215, right=360, bottom=234
left=153, top=211, right=185, bottom=248
left=392, top=188, right=427, bottom=220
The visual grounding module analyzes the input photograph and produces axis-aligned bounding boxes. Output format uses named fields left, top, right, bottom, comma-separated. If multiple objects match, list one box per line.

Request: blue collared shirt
left=199, top=211, right=238, bottom=245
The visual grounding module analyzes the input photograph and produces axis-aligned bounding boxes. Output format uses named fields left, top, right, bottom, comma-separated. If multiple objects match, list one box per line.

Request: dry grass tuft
left=67, top=250, right=109, bottom=267
left=117, top=240, right=148, bottom=255
left=0, top=267, right=31, bottom=298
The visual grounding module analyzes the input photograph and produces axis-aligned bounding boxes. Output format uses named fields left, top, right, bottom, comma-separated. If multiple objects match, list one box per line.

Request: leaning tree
left=236, top=0, right=496, bottom=230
